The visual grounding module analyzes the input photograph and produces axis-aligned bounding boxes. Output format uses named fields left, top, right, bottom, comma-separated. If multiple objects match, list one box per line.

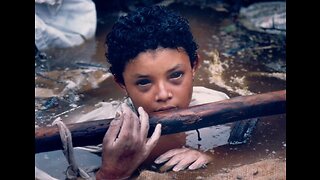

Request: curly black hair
left=106, top=5, right=198, bottom=85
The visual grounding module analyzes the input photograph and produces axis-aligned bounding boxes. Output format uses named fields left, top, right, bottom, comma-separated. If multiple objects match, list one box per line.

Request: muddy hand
left=96, top=104, right=162, bottom=180
left=154, top=147, right=212, bottom=172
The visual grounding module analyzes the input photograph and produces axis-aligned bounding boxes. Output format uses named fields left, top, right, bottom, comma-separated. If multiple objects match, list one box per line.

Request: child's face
left=122, top=48, right=196, bottom=115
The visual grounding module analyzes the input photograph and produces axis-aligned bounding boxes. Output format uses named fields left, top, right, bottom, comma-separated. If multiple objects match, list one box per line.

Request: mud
left=35, top=1, right=286, bottom=179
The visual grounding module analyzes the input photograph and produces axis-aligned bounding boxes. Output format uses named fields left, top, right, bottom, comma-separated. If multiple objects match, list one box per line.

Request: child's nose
left=155, top=82, right=172, bottom=102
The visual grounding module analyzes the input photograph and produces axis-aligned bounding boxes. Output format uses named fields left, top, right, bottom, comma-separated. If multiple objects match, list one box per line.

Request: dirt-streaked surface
left=136, top=158, right=285, bottom=180
left=35, top=1, right=286, bottom=179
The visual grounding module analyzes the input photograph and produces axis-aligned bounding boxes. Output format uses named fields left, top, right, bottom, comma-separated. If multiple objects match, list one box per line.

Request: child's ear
left=118, top=83, right=126, bottom=90
left=192, top=53, right=201, bottom=76
left=113, top=76, right=126, bottom=89
left=116, top=81, right=129, bottom=96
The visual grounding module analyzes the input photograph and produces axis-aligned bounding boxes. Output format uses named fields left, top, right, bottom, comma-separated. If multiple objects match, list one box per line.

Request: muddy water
left=35, top=3, right=286, bottom=179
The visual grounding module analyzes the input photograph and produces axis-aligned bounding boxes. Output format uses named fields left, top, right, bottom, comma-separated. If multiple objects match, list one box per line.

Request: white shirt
left=76, top=86, right=229, bottom=122
left=76, top=86, right=232, bottom=151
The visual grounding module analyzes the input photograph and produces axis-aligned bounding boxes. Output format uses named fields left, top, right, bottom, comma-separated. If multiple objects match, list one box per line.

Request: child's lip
left=154, top=106, right=177, bottom=112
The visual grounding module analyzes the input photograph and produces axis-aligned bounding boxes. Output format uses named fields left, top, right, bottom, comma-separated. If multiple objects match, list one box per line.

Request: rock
left=239, top=2, right=286, bottom=35
left=207, top=158, right=285, bottom=179
left=136, top=170, right=173, bottom=180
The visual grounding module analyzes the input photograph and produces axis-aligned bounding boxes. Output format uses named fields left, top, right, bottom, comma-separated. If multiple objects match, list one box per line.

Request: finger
left=154, top=148, right=189, bottom=164
left=117, top=104, right=136, bottom=141
left=138, top=107, right=149, bottom=140
left=131, top=106, right=140, bottom=139
left=172, top=155, right=198, bottom=172
left=188, top=156, right=211, bottom=170
left=146, top=123, right=162, bottom=150
left=103, top=111, right=123, bottom=146
left=123, top=103, right=139, bottom=120
left=159, top=154, right=184, bottom=172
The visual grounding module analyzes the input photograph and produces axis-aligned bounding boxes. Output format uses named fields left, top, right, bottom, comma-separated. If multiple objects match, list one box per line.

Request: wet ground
left=35, top=2, right=286, bottom=179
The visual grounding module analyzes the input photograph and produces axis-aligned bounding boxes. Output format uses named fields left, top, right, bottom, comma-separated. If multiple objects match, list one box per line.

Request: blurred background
left=35, top=0, right=286, bottom=179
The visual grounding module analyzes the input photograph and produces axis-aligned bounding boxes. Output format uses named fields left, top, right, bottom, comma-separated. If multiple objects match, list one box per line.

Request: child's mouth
left=154, top=106, right=177, bottom=112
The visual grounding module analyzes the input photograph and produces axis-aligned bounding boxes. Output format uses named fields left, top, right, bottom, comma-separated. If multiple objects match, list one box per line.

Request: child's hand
left=96, top=104, right=162, bottom=180
left=154, top=148, right=212, bottom=172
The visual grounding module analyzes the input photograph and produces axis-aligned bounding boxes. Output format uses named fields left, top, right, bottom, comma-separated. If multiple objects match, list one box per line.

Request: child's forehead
left=124, top=48, right=191, bottom=73
left=133, top=47, right=188, bottom=60
left=133, top=48, right=188, bottom=63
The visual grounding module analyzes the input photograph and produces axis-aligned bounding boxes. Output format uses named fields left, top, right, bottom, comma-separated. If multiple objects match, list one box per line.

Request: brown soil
left=206, top=158, right=286, bottom=180
left=136, top=158, right=286, bottom=180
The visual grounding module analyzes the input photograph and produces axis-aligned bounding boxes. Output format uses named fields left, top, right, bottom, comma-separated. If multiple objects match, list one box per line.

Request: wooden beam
left=35, top=90, right=286, bottom=153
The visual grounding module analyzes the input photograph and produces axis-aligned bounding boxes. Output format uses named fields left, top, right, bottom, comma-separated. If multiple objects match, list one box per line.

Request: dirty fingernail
left=173, top=167, right=181, bottom=172
left=154, top=158, right=165, bottom=164
left=188, top=165, right=196, bottom=170
left=115, top=112, right=120, bottom=119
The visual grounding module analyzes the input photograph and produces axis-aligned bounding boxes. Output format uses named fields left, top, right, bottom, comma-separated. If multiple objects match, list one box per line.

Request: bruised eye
left=169, top=71, right=184, bottom=79
left=136, top=79, right=151, bottom=86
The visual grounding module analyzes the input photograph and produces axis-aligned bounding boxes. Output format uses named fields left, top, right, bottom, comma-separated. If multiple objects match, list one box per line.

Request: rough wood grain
left=35, top=90, right=286, bottom=153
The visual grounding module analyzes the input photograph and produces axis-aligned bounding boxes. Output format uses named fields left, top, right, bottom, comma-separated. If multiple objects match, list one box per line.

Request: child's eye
left=136, top=79, right=151, bottom=86
left=169, top=71, right=183, bottom=79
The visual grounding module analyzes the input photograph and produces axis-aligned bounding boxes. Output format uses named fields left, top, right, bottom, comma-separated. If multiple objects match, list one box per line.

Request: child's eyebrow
left=133, top=64, right=183, bottom=78
left=134, top=74, right=150, bottom=79
left=167, top=64, right=182, bottom=73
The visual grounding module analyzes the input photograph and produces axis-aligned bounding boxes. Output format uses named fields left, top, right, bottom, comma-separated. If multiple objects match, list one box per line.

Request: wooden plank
left=35, top=90, right=286, bottom=153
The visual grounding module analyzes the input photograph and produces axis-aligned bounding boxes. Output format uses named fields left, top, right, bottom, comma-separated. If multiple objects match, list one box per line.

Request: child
left=95, top=5, right=229, bottom=179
